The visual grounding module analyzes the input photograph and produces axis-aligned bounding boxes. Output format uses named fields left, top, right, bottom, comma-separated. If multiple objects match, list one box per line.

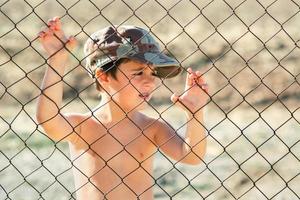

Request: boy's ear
left=95, top=68, right=109, bottom=83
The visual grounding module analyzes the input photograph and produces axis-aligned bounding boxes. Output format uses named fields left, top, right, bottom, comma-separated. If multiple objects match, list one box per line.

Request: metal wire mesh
left=0, top=0, right=300, bottom=199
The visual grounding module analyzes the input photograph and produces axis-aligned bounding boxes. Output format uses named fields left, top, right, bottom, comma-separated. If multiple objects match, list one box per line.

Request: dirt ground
left=0, top=102, right=299, bottom=199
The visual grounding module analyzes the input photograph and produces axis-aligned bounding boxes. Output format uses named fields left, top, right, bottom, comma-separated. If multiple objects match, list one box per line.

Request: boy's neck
left=92, top=94, right=140, bottom=127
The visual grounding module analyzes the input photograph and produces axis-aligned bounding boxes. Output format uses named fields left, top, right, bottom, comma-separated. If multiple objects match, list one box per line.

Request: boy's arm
left=153, top=111, right=206, bottom=165
left=36, top=17, right=80, bottom=142
left=153, top=68, right=208, bottom=165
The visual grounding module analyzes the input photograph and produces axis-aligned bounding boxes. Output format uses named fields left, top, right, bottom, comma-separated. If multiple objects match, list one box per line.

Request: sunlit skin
left=96, top=61, right=159, bottom=113
left=37, top=17, right=209, bottom=200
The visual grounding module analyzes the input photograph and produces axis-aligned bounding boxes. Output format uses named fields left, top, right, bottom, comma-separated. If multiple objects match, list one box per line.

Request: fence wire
left=0, top=0, right=300, bottom=199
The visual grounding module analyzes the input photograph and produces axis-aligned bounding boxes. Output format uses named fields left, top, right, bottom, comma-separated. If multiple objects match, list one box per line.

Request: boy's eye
left=133, top=71, right=143, bottom=76
left=152, top=70, right=158, bottom=77
left=132, top=69, right=158, bottom=77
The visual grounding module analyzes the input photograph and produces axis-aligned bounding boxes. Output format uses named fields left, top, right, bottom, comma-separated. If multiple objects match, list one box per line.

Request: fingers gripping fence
left=0, top=0, right=300, bottom=199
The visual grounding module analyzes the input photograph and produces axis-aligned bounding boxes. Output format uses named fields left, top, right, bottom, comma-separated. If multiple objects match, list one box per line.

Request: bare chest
left=71, top=126, right=156, bottom=177
left=69, top=118, right=157, bottom=198
left=91, top=131, right=154, bottom=163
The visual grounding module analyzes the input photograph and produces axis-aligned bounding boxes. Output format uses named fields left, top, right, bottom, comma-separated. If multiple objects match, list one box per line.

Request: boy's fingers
left=38, top=31, right=46, bottom=39
left=45, top=29, right=54, bottom=37
left=185, top=68, right=209, bottom=93
left=196, top=75, right=209, bottom=93
left=52, top=17, right=62, bottom=31
left=171, top=93, right=180, bottom=103
left=47, top=19, right=56, bottom=29
left=47, top=17, right=59, bottom=25
left=194, top=70, right=207, bottom=86
left=47, top=17, right=63, bottom=39
left=186, top=68, right=196, bottom=87
left=53, top=16, right=60, bottom=23
left=65, top=36, right=77, bottom=50
left=197, top=75, right=205, bottom=85
left=39, top=29, right=54, bottom=39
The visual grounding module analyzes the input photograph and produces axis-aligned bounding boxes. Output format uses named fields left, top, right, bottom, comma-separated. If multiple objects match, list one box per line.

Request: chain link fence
left=1, top=0, right=300, bottom=199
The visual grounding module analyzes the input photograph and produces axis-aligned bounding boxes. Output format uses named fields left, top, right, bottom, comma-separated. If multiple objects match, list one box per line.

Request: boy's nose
left=142, top=75, right=156, bottom=88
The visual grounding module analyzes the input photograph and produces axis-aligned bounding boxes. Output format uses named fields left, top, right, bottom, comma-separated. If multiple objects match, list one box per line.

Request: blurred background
left=0, top=0, right=299, bottom=199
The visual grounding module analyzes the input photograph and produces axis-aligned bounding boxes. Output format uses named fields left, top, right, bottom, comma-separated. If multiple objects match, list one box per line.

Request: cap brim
left=127, top=52, right=182, bottom=78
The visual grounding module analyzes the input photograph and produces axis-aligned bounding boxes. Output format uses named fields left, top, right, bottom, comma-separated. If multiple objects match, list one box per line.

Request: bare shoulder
left=136, top=113, right=159, bottom=131
left=140, top=113, right=172, bottom=130
left=64, top=112, right=89, bottom=126
left=138, top=113, right=175, bottom=142
left=60, top=113, right=89, bottom=143
left=141, top=115, right=183, bottom=157
left=71, top=112, right=107, bottom=145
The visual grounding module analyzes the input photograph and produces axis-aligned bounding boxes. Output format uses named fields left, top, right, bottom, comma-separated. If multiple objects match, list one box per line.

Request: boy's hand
left=171, top=68, right=209, bottom=114
left=38, top=17, right=76, bottom=62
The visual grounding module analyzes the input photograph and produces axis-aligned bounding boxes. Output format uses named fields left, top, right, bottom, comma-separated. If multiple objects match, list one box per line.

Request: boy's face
left=105, top=60, right=159, bottom=111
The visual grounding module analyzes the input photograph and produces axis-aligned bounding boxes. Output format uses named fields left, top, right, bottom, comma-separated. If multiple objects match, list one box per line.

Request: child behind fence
left=36, top=17, right=209, bottom=200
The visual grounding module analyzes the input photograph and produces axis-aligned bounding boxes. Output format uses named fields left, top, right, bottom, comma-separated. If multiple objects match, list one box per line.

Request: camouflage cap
left=84, top=25, right=182, bottom=79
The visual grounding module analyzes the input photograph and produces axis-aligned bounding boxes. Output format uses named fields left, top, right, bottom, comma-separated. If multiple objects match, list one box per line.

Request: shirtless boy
left=36, top=17, right=208, bottom=200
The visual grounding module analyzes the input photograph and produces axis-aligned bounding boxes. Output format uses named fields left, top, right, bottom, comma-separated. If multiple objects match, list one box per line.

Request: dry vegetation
left=1, top=0, right=299, bottom=110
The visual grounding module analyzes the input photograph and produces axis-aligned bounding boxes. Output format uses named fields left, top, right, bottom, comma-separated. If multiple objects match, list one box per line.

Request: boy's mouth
left=138, top=93, right=150, bottom=100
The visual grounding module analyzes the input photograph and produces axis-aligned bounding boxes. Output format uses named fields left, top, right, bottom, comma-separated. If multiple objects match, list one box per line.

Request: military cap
left=84, top=25, right=182, bottom=78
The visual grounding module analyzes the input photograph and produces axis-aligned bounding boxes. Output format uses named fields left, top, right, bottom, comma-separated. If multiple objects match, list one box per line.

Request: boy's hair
left=95, top=58, right=130, bottom=91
